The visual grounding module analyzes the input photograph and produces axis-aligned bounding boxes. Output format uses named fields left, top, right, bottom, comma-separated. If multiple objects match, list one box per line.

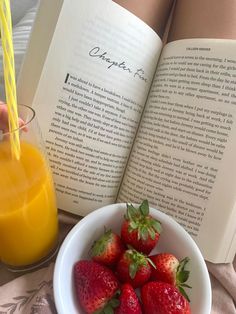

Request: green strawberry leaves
left=127, top=249, right=146, bottom=279
left=178, top=286, right=191, bottom=304
left=126, top=200, right=162, bottom=240
left=177, top=257, right=190, bottom=284
left=139, top=199, right=149, bottom=215
left=176, top=257, right=191, bottom=302
left=150, top=219, right=162, bottom=234
left=91, top=228, right=112, bottom=257
left=126, top=249, right=156, bottom=279
left=139, top=225, right=149, bottom=241
left=126, top=204, right=138, bottom=220
left=129, top=260, right=139, bottom=279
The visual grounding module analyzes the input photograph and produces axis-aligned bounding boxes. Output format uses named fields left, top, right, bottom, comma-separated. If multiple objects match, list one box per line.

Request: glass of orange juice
left=0, top=104, right=59, bottom=271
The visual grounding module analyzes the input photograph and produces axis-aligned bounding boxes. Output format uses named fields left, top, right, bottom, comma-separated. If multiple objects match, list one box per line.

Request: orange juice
left=0, top=140, right=58, bottom=267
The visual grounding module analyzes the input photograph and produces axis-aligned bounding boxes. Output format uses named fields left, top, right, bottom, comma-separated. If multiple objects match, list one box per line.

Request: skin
left=113, top=0, right=174, bottom=38
left=0, top=102, right=27, bottom=133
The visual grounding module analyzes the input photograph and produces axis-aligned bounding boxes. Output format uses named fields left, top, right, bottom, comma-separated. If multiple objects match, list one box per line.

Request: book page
left=17, top=0, right=162, bottom=216
left=118, top=39, right=236, bottom=263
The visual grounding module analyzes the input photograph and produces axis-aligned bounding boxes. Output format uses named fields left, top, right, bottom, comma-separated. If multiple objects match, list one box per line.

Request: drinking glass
left=0, top=104, right=59, bottom=271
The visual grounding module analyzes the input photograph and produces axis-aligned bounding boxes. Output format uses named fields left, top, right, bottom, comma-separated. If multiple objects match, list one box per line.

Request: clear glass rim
left=1, top=104, right=36, bottom=136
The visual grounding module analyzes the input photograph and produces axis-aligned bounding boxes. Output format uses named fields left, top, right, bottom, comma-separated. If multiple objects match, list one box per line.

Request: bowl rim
left=53, top=202, right=212, bottom=314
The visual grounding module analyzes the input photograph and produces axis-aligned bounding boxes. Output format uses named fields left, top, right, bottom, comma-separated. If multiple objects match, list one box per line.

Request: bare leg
left=168, top=0, right=236, bottom=42
left=113, top=0, right=174, bottom=38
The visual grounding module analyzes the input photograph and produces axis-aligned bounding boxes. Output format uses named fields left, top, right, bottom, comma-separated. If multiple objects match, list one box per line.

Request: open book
left=17, top=0, right=236, bottom=263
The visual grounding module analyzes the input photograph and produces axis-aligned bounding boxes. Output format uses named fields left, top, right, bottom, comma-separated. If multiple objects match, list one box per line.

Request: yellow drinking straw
left=0, top=0, right=20, bottom=160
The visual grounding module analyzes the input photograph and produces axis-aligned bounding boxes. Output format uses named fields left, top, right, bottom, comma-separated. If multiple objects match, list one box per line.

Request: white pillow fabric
left=0, top=0, right=39, bottom=99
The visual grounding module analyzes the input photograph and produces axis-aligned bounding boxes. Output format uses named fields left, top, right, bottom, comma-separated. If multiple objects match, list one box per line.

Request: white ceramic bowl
left=53, top=203, right=212, bottom=314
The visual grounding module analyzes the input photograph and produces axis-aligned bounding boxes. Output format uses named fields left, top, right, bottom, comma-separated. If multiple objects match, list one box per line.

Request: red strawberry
left=115, top=283, right=142, bottom=314
left=141, top=281, right=191, bottom=314
left=150, top=253, right=191, bottom=300
left=74, top=260, right=120, bottom=313
left=116, top=248, right=153, bottom=288
left=90, top=229, right=125, bottom=266
left=121, top=200, right=162, bottom=254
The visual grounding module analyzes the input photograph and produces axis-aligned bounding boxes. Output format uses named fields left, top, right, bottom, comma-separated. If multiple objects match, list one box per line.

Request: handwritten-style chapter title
left=89, top=46, right=147, bottom=83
